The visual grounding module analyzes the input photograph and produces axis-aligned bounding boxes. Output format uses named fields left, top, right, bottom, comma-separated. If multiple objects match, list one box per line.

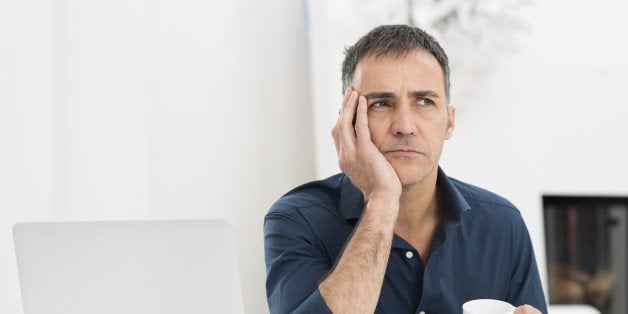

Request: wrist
left=363, top=195, right=400, bottom=223
left=365, top=190, right=401, bottom=204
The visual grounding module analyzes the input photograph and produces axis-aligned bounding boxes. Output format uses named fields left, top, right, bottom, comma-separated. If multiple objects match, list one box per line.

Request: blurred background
left=1, top=0, right=627, bottom=313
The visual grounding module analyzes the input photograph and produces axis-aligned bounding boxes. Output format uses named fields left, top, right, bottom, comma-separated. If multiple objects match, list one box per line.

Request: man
left=264, top=24, right=547, bottom=313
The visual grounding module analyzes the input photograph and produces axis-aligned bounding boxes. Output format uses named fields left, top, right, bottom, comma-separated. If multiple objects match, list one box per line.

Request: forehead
left=351, top=50, right=445, bottom=95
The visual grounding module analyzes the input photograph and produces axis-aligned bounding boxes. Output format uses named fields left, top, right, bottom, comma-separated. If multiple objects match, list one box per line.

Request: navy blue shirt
left=264, top=168, right=547, bottom=313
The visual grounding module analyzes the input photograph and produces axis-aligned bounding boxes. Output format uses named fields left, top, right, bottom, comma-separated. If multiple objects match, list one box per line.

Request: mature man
left=264, top=25, right=547, bottom=313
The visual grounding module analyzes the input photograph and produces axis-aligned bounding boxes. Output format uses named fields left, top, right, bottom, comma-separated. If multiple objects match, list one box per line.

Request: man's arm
left=318, top=89, right=402, bottom=312
left=264, top=211, right=339, bottom=313
left=317, top=196, right=398, bottom=312
left=508, top=215, right=548, bottom=314
left=263, top=192, right=399, bottom=313
left=264, top=89, right=400, bottom=313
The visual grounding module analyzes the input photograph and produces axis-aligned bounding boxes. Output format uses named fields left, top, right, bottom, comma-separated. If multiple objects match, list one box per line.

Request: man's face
left=349, top=50, right=455, bottom=187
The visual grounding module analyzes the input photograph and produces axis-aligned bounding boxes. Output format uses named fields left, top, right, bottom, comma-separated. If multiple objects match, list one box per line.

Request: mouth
left=385, top=147, right=423, bottom=157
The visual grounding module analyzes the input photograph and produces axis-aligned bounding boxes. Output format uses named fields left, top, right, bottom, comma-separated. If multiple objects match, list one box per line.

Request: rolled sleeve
left=292, top=289, right=333, bottom=314
left=264, top=210, right=333, bottom=314
left=506, top=215, right=548, bottom=313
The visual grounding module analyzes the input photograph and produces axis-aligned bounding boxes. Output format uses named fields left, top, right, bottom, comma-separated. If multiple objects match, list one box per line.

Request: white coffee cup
left=462, top=299, right=515, bottom=314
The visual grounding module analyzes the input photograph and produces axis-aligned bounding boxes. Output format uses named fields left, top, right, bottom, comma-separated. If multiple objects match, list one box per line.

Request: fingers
left=337, top=90, right=358, bottom=153
left=514, top=305, right=541, bottom=314
left=332, top=87, right=354, bottom=156
left=341, top=87, right=353, bottom=110
left=354, top=95, right=370, bottom=145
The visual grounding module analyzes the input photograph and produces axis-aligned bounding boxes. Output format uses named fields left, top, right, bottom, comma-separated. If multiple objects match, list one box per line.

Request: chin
left=396, top=169, right=432, bottom=186
left=393, top=165, right=435, bottom=187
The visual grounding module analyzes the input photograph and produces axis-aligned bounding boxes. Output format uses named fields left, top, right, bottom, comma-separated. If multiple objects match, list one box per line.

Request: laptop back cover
left=13, top=219, right=244, bottom=314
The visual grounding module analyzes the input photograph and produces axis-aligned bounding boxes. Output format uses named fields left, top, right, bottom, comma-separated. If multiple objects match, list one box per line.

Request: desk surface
left=548, top=304, right=600, bottom=314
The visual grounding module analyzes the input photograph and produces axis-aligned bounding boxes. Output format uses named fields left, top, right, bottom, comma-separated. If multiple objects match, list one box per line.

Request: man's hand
left=514, top=304, right=542, bottom=314
left=319, top=88, right=402, bottom=313
left=331, top=88, right=401, bottom=202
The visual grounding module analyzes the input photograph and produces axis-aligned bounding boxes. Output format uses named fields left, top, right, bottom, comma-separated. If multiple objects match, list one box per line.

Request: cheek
left=427, top=115, right=450, bottom=134
left=420, top=122, right=450, bottom=145
left=366, top=120, right=387, bottom=144
left=369, top=123, right=382, bottom=142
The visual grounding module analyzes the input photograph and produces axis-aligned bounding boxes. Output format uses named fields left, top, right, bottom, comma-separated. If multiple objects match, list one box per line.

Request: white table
left=548, top=304, right=600, bottom=314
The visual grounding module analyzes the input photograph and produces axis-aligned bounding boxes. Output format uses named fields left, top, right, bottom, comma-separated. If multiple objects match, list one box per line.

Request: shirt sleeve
left=264, top=210, right=334, bottom=314
left=506, top=215, right=548, bottom=314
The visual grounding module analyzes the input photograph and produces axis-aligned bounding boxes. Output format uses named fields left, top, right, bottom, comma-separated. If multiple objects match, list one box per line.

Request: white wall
left=309, top=0, right=628, bottom=301
left=441, top=0, right=628, bottom=295
left=1, top=1, right=55, bottom=311
left=1, top=0, right=313, bottom=313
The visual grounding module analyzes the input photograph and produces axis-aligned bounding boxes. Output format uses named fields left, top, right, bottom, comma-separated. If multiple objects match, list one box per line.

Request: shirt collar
left=436, top=167, right=470, bottom=223
left=338, top=167, right=470, bottom=222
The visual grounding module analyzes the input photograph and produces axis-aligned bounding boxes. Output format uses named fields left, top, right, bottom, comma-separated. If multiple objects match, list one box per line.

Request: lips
left=385, top=146, right=420, bottom=153
left=385, top=147, right=423, bottom=157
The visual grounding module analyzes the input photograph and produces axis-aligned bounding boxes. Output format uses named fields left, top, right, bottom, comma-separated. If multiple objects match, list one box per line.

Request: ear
left=445, top=105, right=456, bottom=140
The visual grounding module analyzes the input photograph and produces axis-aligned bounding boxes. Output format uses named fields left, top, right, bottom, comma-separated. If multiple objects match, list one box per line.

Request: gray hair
left=341, top=24, right=451, bottom=103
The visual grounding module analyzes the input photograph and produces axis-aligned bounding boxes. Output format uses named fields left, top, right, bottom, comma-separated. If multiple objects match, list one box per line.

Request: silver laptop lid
left=14, top=219, right=244, bottom=314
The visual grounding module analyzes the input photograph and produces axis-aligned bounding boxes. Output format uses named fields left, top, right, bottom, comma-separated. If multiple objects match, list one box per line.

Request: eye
left=417, top=98, right=434, bottom=106
left=369, top=101, right=389, bottom=108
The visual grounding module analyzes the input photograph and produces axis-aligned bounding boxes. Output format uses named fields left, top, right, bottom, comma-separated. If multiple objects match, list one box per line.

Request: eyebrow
left=363, top=90, right=441, bottom=100
left=363, top=91, right=394, bottom=100
left=409, top=90, right=440, bottom=99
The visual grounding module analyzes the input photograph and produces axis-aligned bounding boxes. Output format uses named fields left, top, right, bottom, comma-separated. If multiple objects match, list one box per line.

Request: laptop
left=13, top=219, right=245, bottom=314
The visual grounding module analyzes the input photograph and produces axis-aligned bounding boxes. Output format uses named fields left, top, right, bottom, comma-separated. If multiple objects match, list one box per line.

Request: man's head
left=341, top=24, right=450, bottom=103
left=341, top=25, right=455, bottom=187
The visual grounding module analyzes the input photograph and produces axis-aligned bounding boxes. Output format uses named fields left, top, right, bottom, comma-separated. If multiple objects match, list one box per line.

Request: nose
left=390, top=105, right=416, bottom=136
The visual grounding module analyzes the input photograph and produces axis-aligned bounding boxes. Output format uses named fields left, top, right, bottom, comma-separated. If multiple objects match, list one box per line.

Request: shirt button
left=405, top=251, right=414, bottom=258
